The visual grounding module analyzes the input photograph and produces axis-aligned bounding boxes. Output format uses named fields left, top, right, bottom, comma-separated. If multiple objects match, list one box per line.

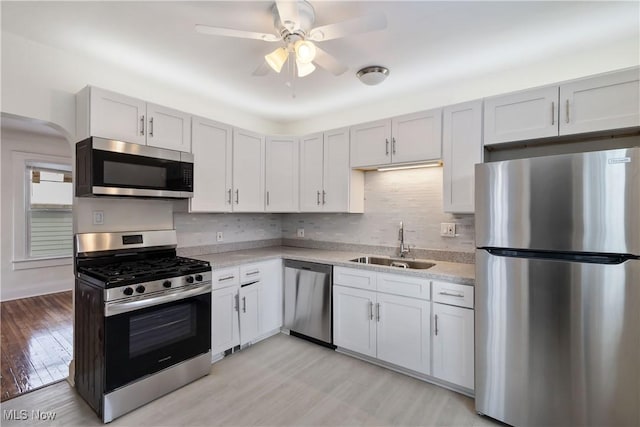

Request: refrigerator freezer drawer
left=475, top=249, right=640, bottom=427
left=475, top=147, right=640, bottom=254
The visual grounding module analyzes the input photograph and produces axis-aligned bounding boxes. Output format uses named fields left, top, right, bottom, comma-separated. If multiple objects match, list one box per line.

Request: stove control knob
left=195, top=274, right=203, bottom=282
left=123, top=287, right=134, bottom=296
left=163, top=281, right=172, bottom=288
left=136, top=285, right=146, bottom=294
left=186, top=276, right=194, bottom=284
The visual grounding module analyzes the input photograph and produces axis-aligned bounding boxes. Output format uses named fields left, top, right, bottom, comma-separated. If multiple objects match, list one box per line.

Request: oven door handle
left=105, top=282, right=212, bottom=317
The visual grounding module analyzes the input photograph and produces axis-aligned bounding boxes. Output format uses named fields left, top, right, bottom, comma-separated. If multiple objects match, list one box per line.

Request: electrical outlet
left=216, top=232, right=224, bottom=242
left=93, top=211, right=104, bottom=225
left=440, top=222, right=456, bottom=237
left=297, top=228, right=305, bottom=238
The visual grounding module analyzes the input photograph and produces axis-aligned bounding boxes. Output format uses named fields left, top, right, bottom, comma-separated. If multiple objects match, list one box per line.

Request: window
left=26, top=163, right=73, bottom=259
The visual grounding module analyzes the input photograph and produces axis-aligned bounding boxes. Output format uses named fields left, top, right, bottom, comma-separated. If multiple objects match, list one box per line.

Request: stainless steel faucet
left=398, top=221, right=410, bottom=258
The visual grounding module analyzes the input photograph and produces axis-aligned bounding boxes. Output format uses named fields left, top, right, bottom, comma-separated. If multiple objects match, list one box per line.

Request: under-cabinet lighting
left=377, top=161, right=442, bottom=172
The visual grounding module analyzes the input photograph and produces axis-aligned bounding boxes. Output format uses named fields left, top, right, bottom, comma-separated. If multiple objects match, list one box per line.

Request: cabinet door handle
left=376, top=303, right=381, bottom=322
left=369, top=301, right=374, bottom=320
left=385, top=138, right=389, bottom=155
left=565, top=99, right=570, bottom=124
left=266, top=191, right=270, bottom=206
left=235, top=189, right=239, bottom=204
left=392, top=137, right=396, bottom=154
left=435, top=314, right=439, bottom=336
left=149, top=117, right=154, bottom=137
left=322, top=191, right=326, bottom=205
left=140, top=115, right=145, bottom=135
left=439, top=291, right=464, bottom=298
left=227, top=189, right=232, bottom=204
left=317, top=190, right=321, bottom=205
left=242, top=296, right=246, bottom=313
left=234, top=294, right=239, bottom=312
left=551, top=101, right=555, bottom=125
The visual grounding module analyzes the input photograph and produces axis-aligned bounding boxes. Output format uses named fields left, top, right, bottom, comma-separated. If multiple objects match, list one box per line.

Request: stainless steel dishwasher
left=283, top=260, right=334, bottom=348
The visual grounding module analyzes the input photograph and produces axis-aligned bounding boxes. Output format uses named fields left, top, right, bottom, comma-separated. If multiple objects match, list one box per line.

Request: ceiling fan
left=195, top=0, right=387, bottom=78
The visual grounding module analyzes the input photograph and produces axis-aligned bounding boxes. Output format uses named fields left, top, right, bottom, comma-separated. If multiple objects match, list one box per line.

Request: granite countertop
left=193, top=246, right=475, bottom=286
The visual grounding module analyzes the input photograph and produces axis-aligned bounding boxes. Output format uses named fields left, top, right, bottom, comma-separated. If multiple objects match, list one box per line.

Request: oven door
left=104, top=286, right=211, bottom=393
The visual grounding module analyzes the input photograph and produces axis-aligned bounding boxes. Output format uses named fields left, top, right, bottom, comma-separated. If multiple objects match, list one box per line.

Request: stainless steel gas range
left=74, top=229, right=212, bottom=423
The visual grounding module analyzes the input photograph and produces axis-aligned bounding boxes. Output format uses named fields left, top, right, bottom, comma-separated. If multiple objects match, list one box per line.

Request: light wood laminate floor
left=1, top=333, right=499, bottom=426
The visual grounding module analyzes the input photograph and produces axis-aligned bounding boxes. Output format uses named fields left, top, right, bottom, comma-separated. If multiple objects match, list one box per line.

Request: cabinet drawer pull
left=246, top=270, right=259, bottom=276
left=439, top=291, right=464, bottom=298
left=551, top=101, right=555, bottom=125
left=149, top=117, right=154, bottom=137
left=140, top=115, right=145, bottom=135
left=385, top=138, right=389, bottom=155
left=218, top=275, right=235, bottom=282
left=565, top=99, right=570, bottom=124
left=369, top=301, right=374, bottom=320
left=242, top=296, right=246, bottom=313
left=435, top=314, right=439, bottom=336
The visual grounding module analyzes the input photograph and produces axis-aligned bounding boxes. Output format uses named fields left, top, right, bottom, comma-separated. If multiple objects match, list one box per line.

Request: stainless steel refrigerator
left=475, top=147, right=639, bottom=427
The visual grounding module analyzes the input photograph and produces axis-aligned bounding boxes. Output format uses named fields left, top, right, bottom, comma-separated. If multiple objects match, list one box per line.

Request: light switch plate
left=440, top=222, right=456, bottom=237
left=216, top=232, right=224, bottom=242
left=297, top=228, right=304, bottom=238
left=93, top=211, right=104, bottom=225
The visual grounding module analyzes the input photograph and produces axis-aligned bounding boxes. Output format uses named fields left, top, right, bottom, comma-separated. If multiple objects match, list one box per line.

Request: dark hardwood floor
left=0, top=291, right=73, bottom=402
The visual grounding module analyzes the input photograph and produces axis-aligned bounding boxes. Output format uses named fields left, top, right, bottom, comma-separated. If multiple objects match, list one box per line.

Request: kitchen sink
left=349, top=256, right=435, bottom=270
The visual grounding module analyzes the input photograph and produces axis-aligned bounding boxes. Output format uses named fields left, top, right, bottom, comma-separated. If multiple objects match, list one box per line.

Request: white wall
left=281, top=167, right=474, bottom=253
left=1, top=32, right=281, bottom=139
left=281, top=37, right=640, bottom=135
left=1, top=126, right=74, bottom=301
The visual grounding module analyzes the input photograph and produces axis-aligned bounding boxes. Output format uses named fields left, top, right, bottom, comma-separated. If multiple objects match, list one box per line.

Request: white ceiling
left=2, top=1, right=639, bottom=124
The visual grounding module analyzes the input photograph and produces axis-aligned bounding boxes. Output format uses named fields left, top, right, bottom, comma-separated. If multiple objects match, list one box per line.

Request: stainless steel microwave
left=75, top=137, right=193, bottom=199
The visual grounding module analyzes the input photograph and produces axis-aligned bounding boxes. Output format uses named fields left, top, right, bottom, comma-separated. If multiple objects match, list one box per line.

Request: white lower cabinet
left=256, top=260, right=283, bottom=334
left=333, top=267, right=474, bottom=392
left=432, top=303, right=474, bottom=390
left=211, top=285, right=240, bottom=355
left=239, top=281, right=260, bottom=346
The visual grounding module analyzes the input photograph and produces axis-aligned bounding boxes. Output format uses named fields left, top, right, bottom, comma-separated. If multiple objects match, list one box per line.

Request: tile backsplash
left=175, top=167, right=474, bottom=253
left=281, top=167, right=475, bottom=253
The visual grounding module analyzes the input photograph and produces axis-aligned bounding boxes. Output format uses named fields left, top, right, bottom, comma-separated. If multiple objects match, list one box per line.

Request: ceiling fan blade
left=252, top=61, right=271, bottom=77
left=195, top=24, right=279, bottom=42
left=275, top=1, right=300, bottom=31
left=308, top=12, right=387, bottom=42
left=313, top=46, right=348, bottom=76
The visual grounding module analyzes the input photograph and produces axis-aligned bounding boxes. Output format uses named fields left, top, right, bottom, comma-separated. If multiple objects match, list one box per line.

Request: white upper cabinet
left=482, top=68, right=640, bottom=145
left=350, top=110, right=442, bottom=168
left=232, top=128, right=265, bottom=212
left=189, top=117, right=233, bottom=213
left=484, top=86, right=559, bottom=145
left=350, top=119, right=391, bottom=167
left=84, top=86, right=147, bottom=145
left=299, top=133, right=325, bottom=212
left=265, top=136, right=299, bottom=212
left=390, top=109, right=442, bottom=164
left=560, top=68, right=640, bottom=135
left=300, top=128, right=364, bottom=213
left=443, top=100, right=483, bottom=214
left=77, top=86, right=191, bottom=151
left=145, top=103, right=191, bottom=151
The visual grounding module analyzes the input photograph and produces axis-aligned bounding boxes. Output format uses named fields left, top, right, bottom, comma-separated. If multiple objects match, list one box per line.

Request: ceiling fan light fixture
left=294, top=39, right=317, bottom=64
left=356, top=66, right=389, bottom=85
left=265, top=47, right=288, bottom=73
left=296, top=59, right=316, bottom=77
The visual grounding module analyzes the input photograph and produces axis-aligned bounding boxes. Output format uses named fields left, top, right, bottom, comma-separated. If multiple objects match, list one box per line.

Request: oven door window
left=92, top=149, right=191, bottom=192
left=104, top=293, right=211, bottom=393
